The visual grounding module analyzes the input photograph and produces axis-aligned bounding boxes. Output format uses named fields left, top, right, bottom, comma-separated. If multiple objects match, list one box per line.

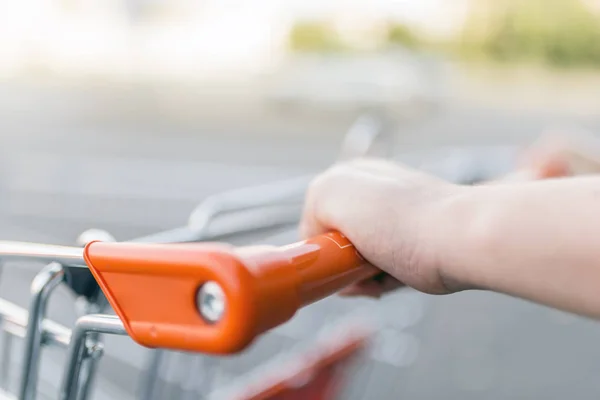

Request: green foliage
left=288, top=21, right=347, bottom=53
left=459, top=0, right=600, bottom=67
left=288, top=20, right=422, bottom=53
left=386, top=23, right=419, bottom=48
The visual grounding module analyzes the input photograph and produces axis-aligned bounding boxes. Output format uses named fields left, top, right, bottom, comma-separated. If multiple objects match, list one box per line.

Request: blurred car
left=263, top=48, right=448, bottom=119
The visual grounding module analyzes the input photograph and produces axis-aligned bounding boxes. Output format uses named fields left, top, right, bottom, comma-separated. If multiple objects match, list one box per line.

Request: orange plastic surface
left=84, top=232, right=377, bottom=354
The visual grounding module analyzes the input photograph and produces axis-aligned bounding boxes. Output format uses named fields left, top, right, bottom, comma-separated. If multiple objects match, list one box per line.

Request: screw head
left=197, top=281, right=226, bottom=324
left=85, top=341, right=105, bottom=359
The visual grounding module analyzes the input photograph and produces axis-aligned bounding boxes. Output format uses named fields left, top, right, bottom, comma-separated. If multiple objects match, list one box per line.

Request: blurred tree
left=386, top=23, right=420, bottom=49
left=288, top=21, right=347, bottom=53
left=288, top=19, right=425, bottom=54
left=459, top=0, right=600, bottom=67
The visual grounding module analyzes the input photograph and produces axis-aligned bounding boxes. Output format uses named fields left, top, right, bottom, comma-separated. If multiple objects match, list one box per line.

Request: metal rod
left=42, top=324, right=71, bottom=348
left=187, top=176, right=310, bottom=234
left=0, top=331, right=13, bottom=390
left=71, top=229, right=115, bottom=400
left=19, top=263, right=65, bottom=400
left=0, top=200, right=301, bottom=268
left=76, top=343, right=102, bottom=400
left=75, top=302, right=106, bottom=400
left=59, top=315, right=126, bottom=400
left=0, top=241, right=85, bottom=267
left=2, top=320, right=25, bottom=339
left=0, top=299, right=70, bottom=347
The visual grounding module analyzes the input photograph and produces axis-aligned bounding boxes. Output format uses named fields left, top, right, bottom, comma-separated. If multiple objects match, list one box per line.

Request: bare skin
left=300, top=132, right=600, bottom=319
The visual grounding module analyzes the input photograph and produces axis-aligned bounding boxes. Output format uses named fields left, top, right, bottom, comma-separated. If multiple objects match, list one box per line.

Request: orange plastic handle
left=84, top=232, right=378, bottom=354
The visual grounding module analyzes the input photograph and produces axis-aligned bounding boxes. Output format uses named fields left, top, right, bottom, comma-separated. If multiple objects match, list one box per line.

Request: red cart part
left=83, top=232, right=378, bottom=354
left=238, top=338, right=366, bottom=400
left=210, top=323, right=371, bottom=400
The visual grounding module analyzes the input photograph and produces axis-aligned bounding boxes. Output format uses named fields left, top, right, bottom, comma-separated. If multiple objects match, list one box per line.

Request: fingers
left=488, top=131, right=594, bottom=185
left=339, top=274, right=404, bottom=298
left=300, top=159, right=411, bottom=299
left=521, top=129, right=600, bottom=177
left=298, top=167, right=343, bottom=239
left=299, top=161, right=369, bottom=240
left=299, top=158, right=438, bottom=240
left=492, top=156, right=571, bottom=183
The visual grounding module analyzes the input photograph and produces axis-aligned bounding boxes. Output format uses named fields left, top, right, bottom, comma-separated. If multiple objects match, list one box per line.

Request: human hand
left=519, top=128, right=600, bottom=178
left=300, top=130, right=600, bottom=302
left=299, top=145, right=579, bottom=299
left=300, top=158, right=464, bottom=298
left=497, top=129, right=600, bottom=183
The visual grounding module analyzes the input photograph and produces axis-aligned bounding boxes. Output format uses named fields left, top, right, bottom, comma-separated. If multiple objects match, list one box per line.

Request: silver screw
left=197, top=281, right=226, bottom=323
left=85, top=341, right=104, bottom=359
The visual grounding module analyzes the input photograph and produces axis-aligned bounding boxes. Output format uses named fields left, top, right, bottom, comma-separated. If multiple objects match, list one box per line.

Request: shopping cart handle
left=83, top=232, right=377, bottom=354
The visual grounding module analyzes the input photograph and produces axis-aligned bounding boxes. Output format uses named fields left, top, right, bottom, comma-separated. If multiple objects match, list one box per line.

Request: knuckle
left=304, top=165, right=353, bottom=227
left=307, top=165, right=348, bottom=199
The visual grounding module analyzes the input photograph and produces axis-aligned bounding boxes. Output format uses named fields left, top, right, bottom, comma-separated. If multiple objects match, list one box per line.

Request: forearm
left=441, top=176, right=600, bottom=318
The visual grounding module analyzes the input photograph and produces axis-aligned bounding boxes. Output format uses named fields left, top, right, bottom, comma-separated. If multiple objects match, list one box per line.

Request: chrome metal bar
left=70, top=229, right=115, bottom=400
left=337, top=113, right=388, bottom=161
left=0, top=242, right=85, bottom=266
left=2, top=320, right=25, bottom=339
left=19, top=263, right=65, bottom=400
left=0, top=195, right=300, bottom=267
left=187, top=175, right=310, bottom=233
left=137, top=205, right=300, bottom=244
left=59, top=315, right=126, bottom=400
left=42, top=325, right=71, bottom=348
left=75, top=313, right=105, bottom=400
left=0, top=299, right=70, bottom=347
left=0, top=331, right=13, bottom=390
left=76, top=347, right=102, bottom=400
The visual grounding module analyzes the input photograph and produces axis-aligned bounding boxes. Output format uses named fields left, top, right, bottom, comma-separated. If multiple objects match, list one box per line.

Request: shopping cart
left=0, top=111, right=522, bottom=400
left=0, top=114, right=392, bottom=400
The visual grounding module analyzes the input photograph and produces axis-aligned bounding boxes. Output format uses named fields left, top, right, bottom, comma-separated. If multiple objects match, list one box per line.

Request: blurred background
left=1, top=0, right=600, bottom=399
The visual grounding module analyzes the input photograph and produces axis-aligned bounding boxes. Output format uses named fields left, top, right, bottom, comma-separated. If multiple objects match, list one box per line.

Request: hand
left=498, top=129, right=600, bottom=183
left=300, top=158, right=463, bottom=298
left=299, top=144, right=579, bottom=299
left=300, top=129, right=600, bottom=300
left=519, top=128, right=600, bottom=178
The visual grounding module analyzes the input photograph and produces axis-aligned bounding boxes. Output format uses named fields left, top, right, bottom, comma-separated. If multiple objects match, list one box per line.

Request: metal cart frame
left=0, top=114, right=394, bottom=400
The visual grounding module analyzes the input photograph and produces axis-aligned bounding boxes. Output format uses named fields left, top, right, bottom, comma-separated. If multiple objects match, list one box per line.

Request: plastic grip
left=84, top=232, right=377, bottom=354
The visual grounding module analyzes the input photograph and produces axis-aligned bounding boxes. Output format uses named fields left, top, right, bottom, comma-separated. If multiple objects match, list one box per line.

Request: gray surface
left=0, top=83, right=600, bottom=399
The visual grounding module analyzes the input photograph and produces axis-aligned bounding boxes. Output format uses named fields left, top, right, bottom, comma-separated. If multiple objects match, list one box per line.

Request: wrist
left=427, top=185, right=496, bottom=293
